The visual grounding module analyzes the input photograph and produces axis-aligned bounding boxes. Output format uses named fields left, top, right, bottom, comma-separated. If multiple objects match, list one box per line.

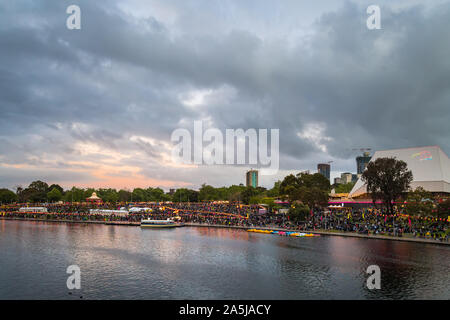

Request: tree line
left=0, top=171, right=329, bottom=206
left=1, top=158, right=448, bottom=217
left=0, top=180, right=278, bottom=205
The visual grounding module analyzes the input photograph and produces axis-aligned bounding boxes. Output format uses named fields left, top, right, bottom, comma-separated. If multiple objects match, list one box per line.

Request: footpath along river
left=0, top=219, right=449, bottom=299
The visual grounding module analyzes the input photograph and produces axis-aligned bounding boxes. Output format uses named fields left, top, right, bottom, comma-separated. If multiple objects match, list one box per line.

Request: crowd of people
left=1, top=202, right=448, bottom=242
left=304, top=208, right=449, bottom=241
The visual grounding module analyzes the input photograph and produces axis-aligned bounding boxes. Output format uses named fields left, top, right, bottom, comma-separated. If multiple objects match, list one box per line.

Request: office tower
left=246, top=170, right=258, bottom=188
left=317, top=163, right=331, bottom=181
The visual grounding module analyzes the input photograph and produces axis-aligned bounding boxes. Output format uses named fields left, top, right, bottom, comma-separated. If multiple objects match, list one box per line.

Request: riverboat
left=140, top=219, right=184, bottom=228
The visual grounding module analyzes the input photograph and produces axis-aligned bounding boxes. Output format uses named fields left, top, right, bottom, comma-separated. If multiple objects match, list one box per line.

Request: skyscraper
left=246, top=170, right=258, bottom=188
left=317, top=163, right=330, bottom=181
left=356, top=152, right=372, bottom=174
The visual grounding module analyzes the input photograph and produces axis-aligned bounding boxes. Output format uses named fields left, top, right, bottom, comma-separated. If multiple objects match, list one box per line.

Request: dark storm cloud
left=0, top=0, right=449, bottom=189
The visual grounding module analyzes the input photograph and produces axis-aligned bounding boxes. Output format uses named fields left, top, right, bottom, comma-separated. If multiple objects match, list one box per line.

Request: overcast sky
left=1, top=0, right=450, bottom=191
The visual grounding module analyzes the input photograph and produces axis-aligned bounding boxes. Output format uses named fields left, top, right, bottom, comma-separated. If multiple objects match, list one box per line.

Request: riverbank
left=1, top=217, right=448, bottom=246
left=0, top=216, right=140, bottom=226
left=185, top=223, right=450, bottom=246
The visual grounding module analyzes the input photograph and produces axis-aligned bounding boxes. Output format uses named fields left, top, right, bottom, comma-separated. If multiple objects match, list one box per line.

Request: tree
left=436, top=199, right=450, bottom=219
left=97, top=188, right=118, bottom=203
left=334, top=182, right=355, bottom=193
left=280, top=174, right=300, bottom=195
left=146, top=187, right=166, bottom=202
left=226, top=185, right=246, bottom=202
left=362, top=157, right=413, bottom=215
left=48, top=184, right=64, bottom=195
left=0, top=188, right=17, bottom=203
left=241, top=187, right=259, bottom=204
left=172, top=188, right=198, bottom=202
left=300, top=187, right=329, bottom=209
left=279, top=172, right=330, bottom=208
left=64, top=187, right=85, bottom=202
left=132, top=188, right=147, bottom=202
left=47, top=188, right=63, bottom=202
left=405, top=187, right=433, bottom=216
left=22, top=180, right=49, bottom=202
left=249, top=196, right=262, bottom=205
left=266, top=180, right=281, bottom=197
left=118, top=189, right=131, bottom=202
left=298, top=172, right=331, bottom=191
left=199, top=184, right=218, bottom=201
left=288, top=204, right=310, bottom=222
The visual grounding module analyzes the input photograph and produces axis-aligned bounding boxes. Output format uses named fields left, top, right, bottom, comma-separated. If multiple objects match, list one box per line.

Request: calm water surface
left=0, top=220, right=449, bottom=299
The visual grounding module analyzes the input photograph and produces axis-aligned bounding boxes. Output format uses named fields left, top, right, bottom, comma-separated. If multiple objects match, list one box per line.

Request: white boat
left=140, top=218, right=184, bottom=228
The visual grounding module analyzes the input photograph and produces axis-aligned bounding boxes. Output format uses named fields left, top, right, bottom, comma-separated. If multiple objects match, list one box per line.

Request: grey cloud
left=0, top=0, right=449, bottom=189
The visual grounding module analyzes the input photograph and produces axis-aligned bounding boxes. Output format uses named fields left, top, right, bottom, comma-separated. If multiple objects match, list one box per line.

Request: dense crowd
left=304, top=208, right=449, bottom=241
left=1, top=202, right=448, bottom=242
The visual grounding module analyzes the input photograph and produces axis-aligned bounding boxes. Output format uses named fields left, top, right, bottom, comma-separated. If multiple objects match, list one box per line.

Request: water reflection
left=0, top=220, right=448, bottom=299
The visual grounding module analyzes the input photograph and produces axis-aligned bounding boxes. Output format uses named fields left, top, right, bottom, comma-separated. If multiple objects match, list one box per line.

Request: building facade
left=356, top=152, right=372, bottom=174
left=317, top=163, right=331, bottom=181
left=246, top=170, right=259, bottom=188
left=341, top=172, right=353, bottom=184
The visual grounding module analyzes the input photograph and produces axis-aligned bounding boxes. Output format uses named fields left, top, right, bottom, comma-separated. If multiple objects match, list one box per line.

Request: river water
left=0, top=219, right=448, bottom=299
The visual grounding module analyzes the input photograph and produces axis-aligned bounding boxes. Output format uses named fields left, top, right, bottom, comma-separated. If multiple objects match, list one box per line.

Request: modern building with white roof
left=349, top=146, right=450, bottom=198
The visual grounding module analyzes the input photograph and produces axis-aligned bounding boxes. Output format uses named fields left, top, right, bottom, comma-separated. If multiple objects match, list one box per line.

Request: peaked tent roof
left=349, top=146, right=450, bottom=197
left=87, top=192, right=101, bottom=200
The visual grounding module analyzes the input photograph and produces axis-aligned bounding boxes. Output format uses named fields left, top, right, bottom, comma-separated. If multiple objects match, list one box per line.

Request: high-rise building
left=246, top=170, right=258, bottom=188
left=317, top=163, right=331, bottom=181
left=356, top=152, right=372, bottom=174
left=341, top=172, right=353, bottom=184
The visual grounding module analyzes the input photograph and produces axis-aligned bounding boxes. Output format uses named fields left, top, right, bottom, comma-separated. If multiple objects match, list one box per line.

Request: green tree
left=64, top=187, right=86, bottom=202
left=199, top=184, right=218, bottom=201
left=22, top=180, right=49, bottom=202
left=405, top=187, right=434, bottom=216
left=226, top=185, right=246, bottom=202
left=300, top=187, right=329, bottom=209
left=280, top=174, right=301, bottom=194
left=249, top=196, right=262, bottom=204
left=47, top=188, right=63, bottom=202
left=97, top=189, right=118, bottom=203
left=146, top=187, right=166, bottom=202
left=362, top=157, right=413, bottom=215
left=279, top=172, right=330, bottom=208
left=288, top=204, right=310, bottom=222
left=241, top=186, right=259, bottom=204
left=160, top=192, right=172, bottom=202
left=436, top=199, right=450, bottom=219
left=0, top=188, right=18, bottom=203
left=132, top=188, right=147, bottom=202
left=48, top=184, right=64, bottom=195
left=334, top=182, right=355, bottom=193
left=266, top=181, right=281, bottom=197
left=298, top=172, right=331, bottom=191
left=118, top=189, right=131, bottom=202
left=173, top=188, right=198, bottom=202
